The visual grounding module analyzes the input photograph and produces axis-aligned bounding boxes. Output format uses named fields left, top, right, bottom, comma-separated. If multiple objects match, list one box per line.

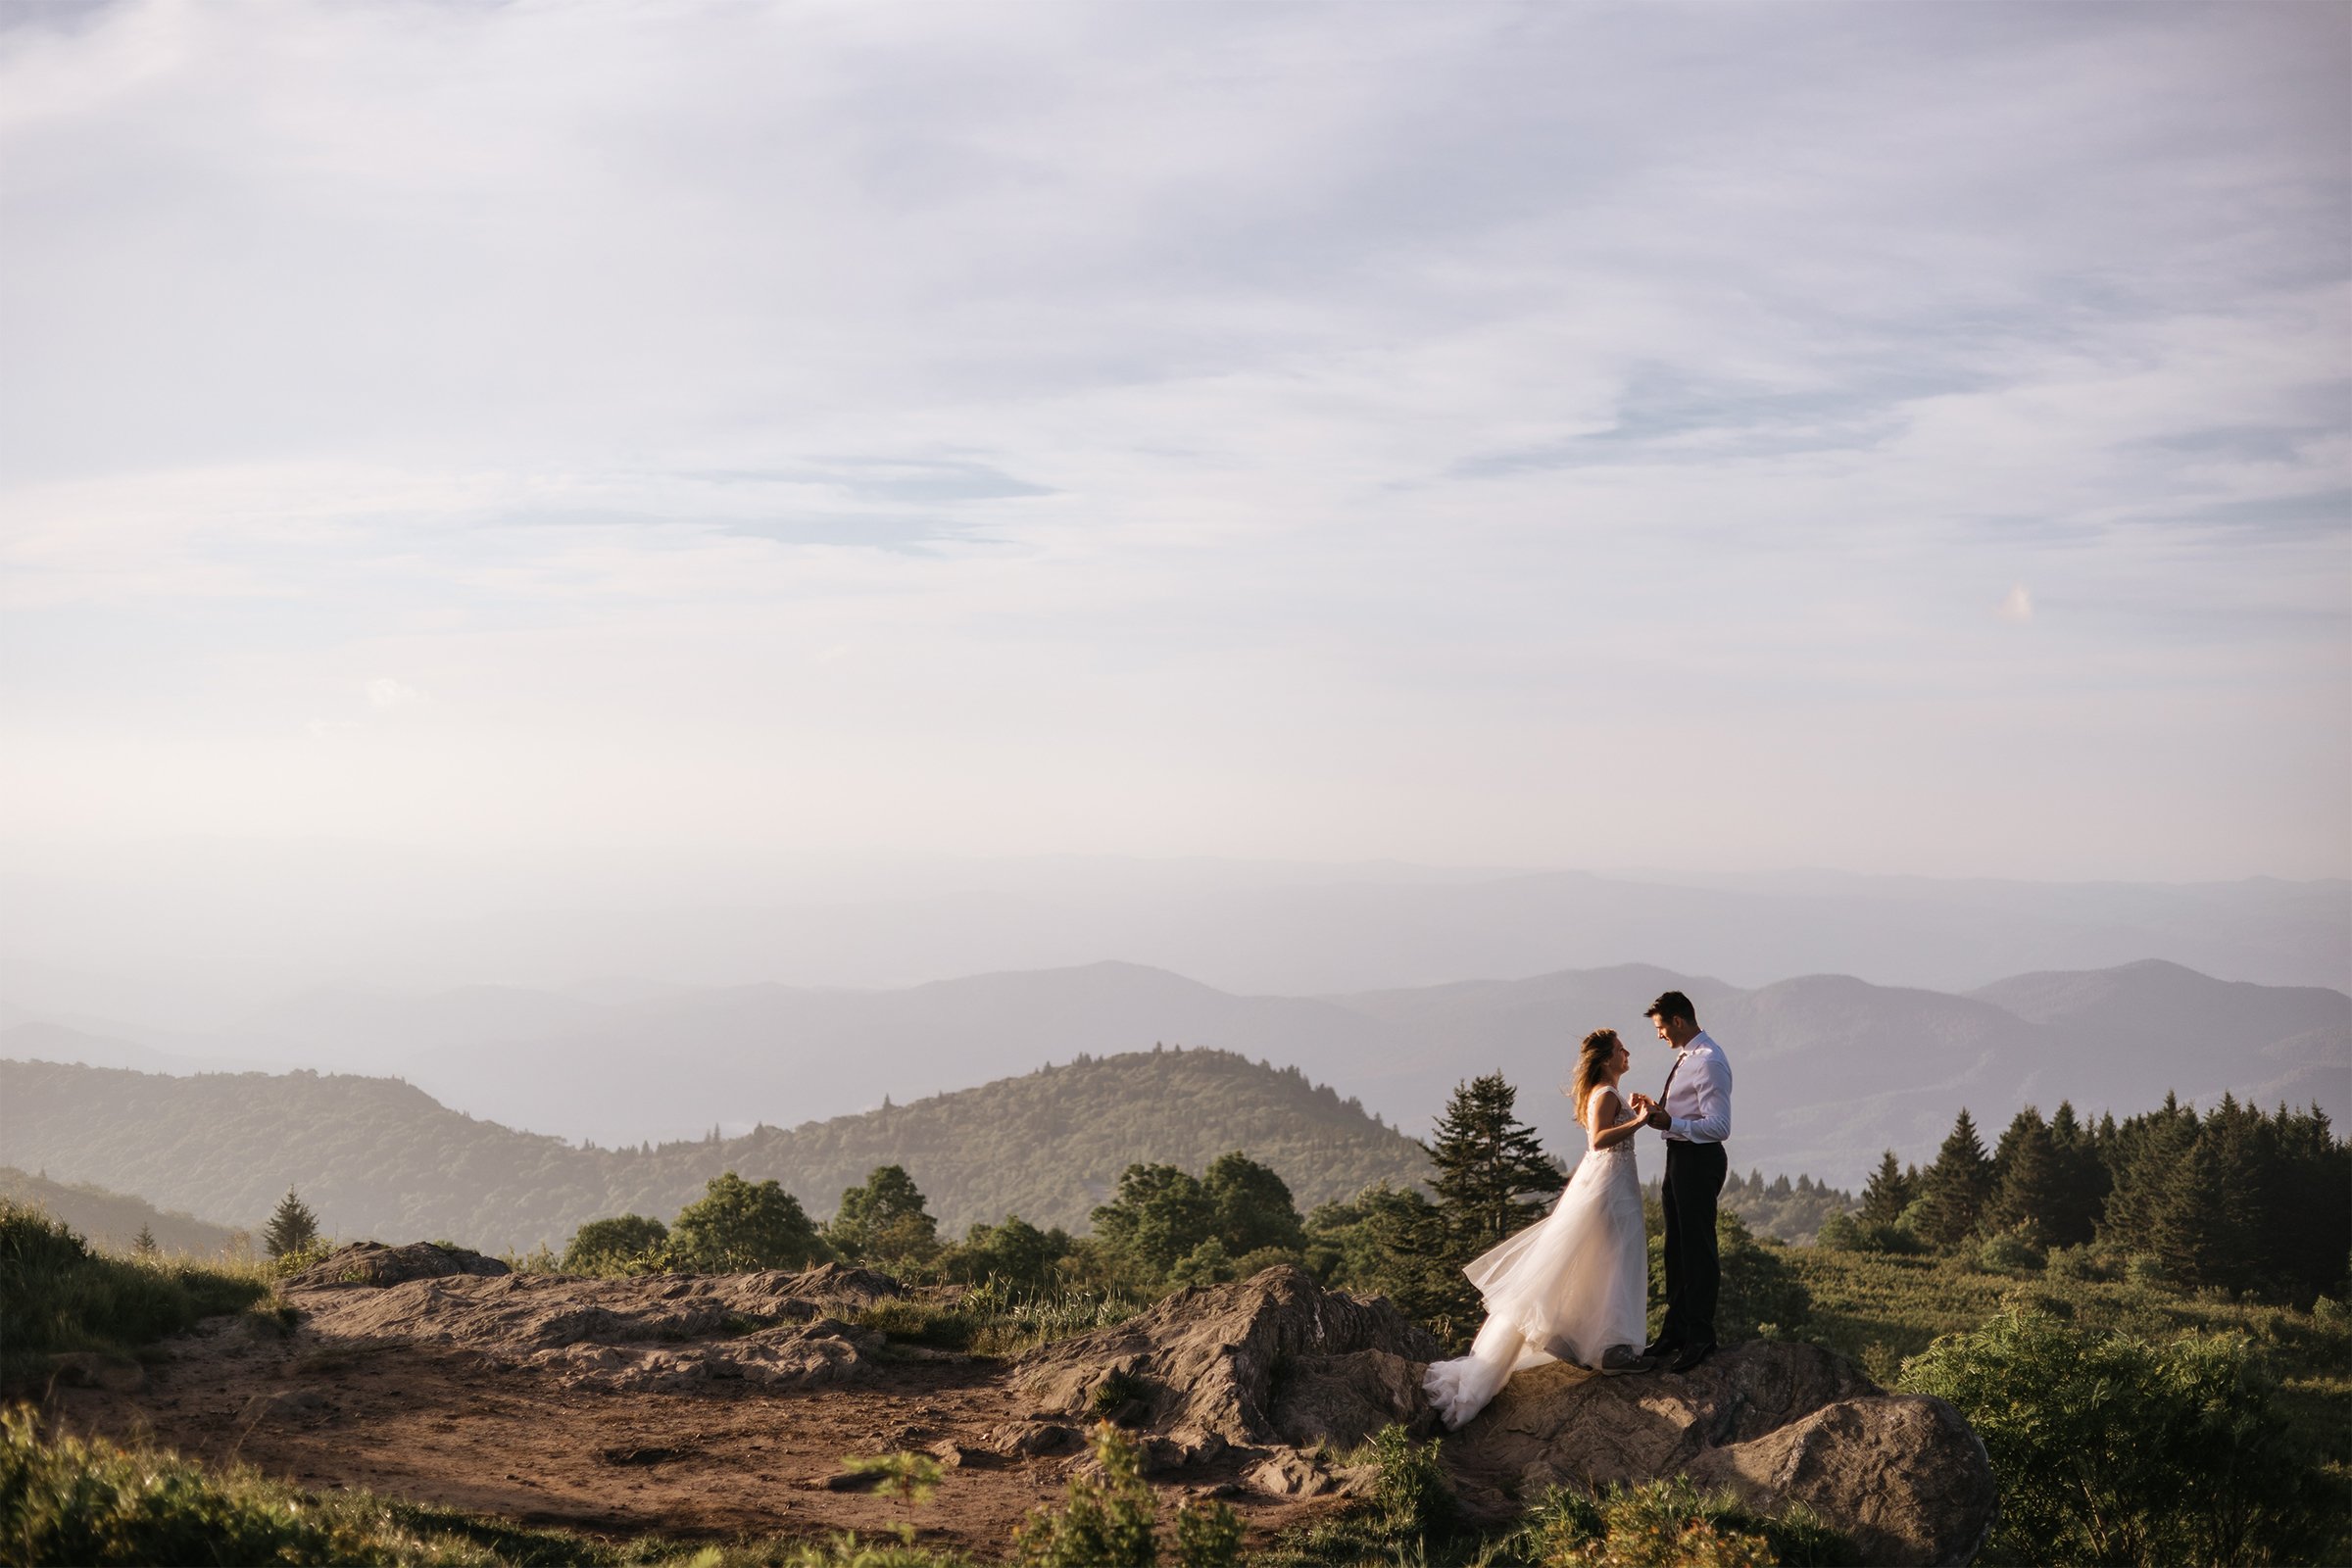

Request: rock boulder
left=1446, top=1342, right=1996, bottom=1567
left=285, top=1241, right=510, bottom=1290
left=1010, top=1266, right=1444, bottom=1471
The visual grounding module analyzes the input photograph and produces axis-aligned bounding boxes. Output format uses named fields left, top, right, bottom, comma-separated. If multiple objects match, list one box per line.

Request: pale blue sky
left=2, top=1, right=2345, bottom=880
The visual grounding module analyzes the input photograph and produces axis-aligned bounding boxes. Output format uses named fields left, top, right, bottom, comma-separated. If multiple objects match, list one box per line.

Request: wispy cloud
left=0, top=2, right=2342, bottom=879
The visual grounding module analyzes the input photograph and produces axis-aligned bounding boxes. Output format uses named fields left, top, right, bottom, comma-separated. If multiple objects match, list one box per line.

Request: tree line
left=1828, top=1094, right=2350, bottom=1302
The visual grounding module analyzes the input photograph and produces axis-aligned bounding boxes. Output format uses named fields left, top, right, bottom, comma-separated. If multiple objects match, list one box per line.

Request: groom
left=1628, top=990, right=1733, bottom=1374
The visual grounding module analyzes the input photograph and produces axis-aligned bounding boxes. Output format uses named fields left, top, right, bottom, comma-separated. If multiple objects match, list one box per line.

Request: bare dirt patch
left=40, top=1260, right=1355, bottom=1557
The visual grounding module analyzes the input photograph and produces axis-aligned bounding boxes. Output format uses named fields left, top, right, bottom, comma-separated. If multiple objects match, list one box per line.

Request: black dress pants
left=1659, top=1138, right=1727, bottom=1348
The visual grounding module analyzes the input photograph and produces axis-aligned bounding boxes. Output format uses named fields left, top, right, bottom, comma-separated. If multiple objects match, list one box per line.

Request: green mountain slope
left=0, top=1166, right=246, bottom=1256
left=0, top=1049, right=1430, bottom=1253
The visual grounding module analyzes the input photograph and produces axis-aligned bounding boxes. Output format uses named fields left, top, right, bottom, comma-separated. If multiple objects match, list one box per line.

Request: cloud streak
left=0, top=2, right=2342, bottom=880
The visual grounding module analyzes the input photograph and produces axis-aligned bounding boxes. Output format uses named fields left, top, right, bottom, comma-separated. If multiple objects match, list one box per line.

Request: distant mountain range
left=6, top=956, right=2342, bottom=1200
left=0, top=1048, right=1433, bottom=1253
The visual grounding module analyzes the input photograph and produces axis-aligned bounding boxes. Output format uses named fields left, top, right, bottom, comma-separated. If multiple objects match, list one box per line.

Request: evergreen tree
left=132, top=1223, right=158, bottom=1256
left=1858, top=1151, right=1916, bottom=1228
left=1426, top=1073, right=1562, bottom=1250
left=2043, top=1102, right=2106, bottom=1248
left=1985, top=1107, right=2065, bottom=1242
left=1914, top=1109, right=1993, bottom=1249
left=262, top=1187, right=319, bottom=1259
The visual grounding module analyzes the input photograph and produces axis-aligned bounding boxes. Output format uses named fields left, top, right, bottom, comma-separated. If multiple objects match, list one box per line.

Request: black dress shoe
left=1668, top=1341, right=1716, bottom=1374
left=1641, top=1339, right=1680, bottom=1360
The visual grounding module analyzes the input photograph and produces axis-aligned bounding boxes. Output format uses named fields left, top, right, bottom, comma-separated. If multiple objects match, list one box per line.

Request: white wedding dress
left=1422, top=1086, right=1648, bottom=1430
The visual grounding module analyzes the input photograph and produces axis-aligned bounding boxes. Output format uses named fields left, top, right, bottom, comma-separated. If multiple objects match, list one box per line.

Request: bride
left=1422, top=1027, right=1649, bottom=1430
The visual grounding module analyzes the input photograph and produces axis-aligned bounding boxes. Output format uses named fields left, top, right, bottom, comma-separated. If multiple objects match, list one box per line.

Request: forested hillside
left=0, top=1048, right=1430, bottom=1252
left=0, top=1166, right=245, bottom=1255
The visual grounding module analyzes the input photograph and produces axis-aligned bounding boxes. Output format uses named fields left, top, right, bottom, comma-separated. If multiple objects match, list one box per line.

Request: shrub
left=563, top=1214, right=669, bottom=1274
left=1900, top=1306, right=2334, bottom=1565
left=1011, top=1422, right=1239, bottom=1567
left=1510, top=1479, right=1856, bottom=1567
left=1975, top=1224, right=2045, bottom=1275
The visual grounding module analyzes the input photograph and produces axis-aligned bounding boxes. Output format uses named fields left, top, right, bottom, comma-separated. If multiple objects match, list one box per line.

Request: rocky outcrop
left=1009, top=1266, right=1443, bottom=1490
left=1446, top=1342, right=1996, bottom=1567
left=282, top=1257, right=902, bottom=1395
left=285, top=1241, right=510, bottom=1290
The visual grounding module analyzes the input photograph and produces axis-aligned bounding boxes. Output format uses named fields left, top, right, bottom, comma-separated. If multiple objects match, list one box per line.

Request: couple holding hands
left=1423, top=990, right=1734, bottom=1430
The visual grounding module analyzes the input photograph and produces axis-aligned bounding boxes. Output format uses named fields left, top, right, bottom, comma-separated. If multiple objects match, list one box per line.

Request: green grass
left=0, top=1199, right=277, bottom=1388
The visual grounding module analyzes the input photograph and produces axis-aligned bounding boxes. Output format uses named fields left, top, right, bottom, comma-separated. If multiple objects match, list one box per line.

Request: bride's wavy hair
left=1570, top=1027, right=1623, bottom=1113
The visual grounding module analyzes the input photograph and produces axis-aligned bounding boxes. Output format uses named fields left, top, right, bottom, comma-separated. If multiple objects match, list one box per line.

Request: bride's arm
left=1588, top=1089, right=1643, bottom=1151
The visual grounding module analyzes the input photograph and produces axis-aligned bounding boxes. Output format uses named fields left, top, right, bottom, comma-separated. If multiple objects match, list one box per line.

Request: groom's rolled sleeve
left=1669, top=1056, right=1732, bottom=1143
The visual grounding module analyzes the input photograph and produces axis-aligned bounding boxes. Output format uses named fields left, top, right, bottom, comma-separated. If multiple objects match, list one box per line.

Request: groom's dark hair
left=1643, top=991, right=1697, bottom=1026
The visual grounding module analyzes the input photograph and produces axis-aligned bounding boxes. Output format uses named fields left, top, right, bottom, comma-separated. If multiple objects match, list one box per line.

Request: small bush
left=1362, top=1422, right=1453, bottom=1545
left=1011, top=1422, right=1240, bottom=1568
left=1900, top=1305, right=2336, bottom=1565
left=1509, top=1480, right=1856, bottom=1568
left=1975, top=1225, right=2045, bottom=1275
left=849, top=1299, right=978, bottom=1351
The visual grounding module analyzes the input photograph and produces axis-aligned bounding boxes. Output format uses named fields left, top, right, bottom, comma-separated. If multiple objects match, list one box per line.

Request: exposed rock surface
left=1446, top=1342, right=1996, bottom=1567
left=286, top=1241, right=511, bottom=1290
left=283, top=1249, right=902, bottom=1394
left=1010, top=1265, right=1443, bottom=1490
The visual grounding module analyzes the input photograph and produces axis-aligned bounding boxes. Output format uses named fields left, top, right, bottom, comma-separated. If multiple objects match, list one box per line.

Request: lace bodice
left=1583, top=1086, right=1638, bottom=1161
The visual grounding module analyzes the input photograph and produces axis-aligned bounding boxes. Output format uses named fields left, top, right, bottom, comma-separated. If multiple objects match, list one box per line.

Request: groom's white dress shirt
left=1661, top=1031, right=1732, bottom=1144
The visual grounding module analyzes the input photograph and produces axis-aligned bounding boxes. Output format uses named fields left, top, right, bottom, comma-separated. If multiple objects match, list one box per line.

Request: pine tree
left=1914, top=1109, right=1993, bottom=1249
left=132, top=1223, right=158, bottom=1255
left=1426, top=1073, right=1562, bottom=1250
left=1858, top=1150, right=1915, bottom=1228
left=2043, top=1102, right=2106, bottom=1248
left=262, top=1187, right=320, bottom=1259
left=1984, top=1106, right=2065, bottom=1242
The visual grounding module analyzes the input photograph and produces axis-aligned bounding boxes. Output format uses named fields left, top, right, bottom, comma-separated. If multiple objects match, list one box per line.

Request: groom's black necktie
left=1657, top=1051, right=1686, bottom=1119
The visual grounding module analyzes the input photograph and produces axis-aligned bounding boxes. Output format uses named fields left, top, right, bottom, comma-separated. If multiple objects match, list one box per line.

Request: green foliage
left=562, top=1213, right=668, bottom=1274
left=1363, top=1422, right=1454, bottom=1546
left=831, top=1165, right=940, bottom=1267
left=1508, top=1478, right=1857, bottom=1567
left=0, top=1052, right=1429, bottom=1256
left=1203, top=1151, right=1306, bottom=1254
left=1901, top=1306, right=2338, bottom=1565
left=1091, top=1162, right=1217, bottom=1285
left=1975, top=1224, right=2045, bottom=1275
left=954, top=1277, right=1145, bottom=1356
left=1427, top=1072, right=1561, bottom=1251
left=1912, top=1109, right=1992, bottom=1249
left=1010, top=1421, right=1240, bottom=1567
left=260, top=1185, right=319, bottom=1259
left=2099, top=1094, right=2350, bottom=1301
left=1303, top=1181, right=1479, bottom=1347
left=846, top=1298, right=979, bottom=1350
left=1854, top=1151, right=1915, bottom=1229
left=667, top=1171, right=828, bottom=1272
left=1089, top=1152, right=1310, bottom=1292
left=937, top=1214, right=1073, bottom=1291
left=270, top=1238, right=334, bottom=1278
left=1643, top=1208, right=1812, bottom=1343
left=0, top=1200, right=272, bottom=1384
